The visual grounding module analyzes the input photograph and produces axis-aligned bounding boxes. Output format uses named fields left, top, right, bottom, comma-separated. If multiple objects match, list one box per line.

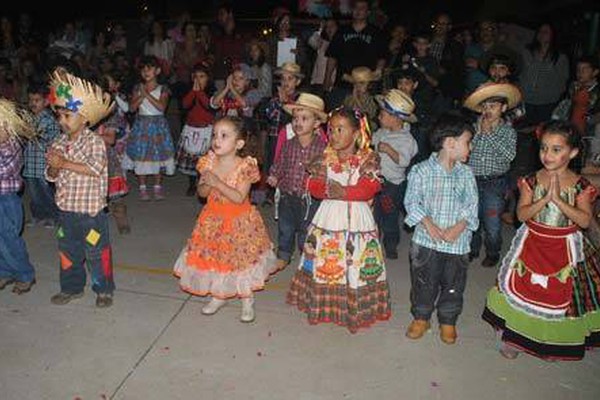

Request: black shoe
left=385, top=249, right=399, bottom=259
left=481, top=255, right=500, bottom=268
left=185, top=184, right=196, bottom=197
left=96, top=293, right=113, bottom=308
left=468, top=253, right=479, bottom=262
left=12, top=280, right=35, bottom=295
left=50, top=291, right=84, bottom=305
left=0, top=277, right=15, bottom=290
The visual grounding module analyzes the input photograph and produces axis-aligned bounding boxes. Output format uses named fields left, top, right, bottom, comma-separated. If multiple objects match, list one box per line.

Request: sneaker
left=185, top=183, right=196, bottom=197
left=275, top=259, right=289, bottom=270
left=481, top=255, right=500, bottom=268
left=153, top=185, right=165, bottom=201
left=385, top=248, right=399, bottom=260
left=468, top=253, right=479, bottom=262
left=0, top=277, right=15, bottom=290
left=499, top=343, right=520, bottom=359
left=51, top=291, right=84, bottom=305
left=96, top=293, right=113, bottom=308
left=201, top=298, right=227, bottom=315
left=139, top=186, right=150, bottom=201
left=240, top=297, right=255, bottom=323
left=12, top=280, right=35, bottom=295
left=405, top=319, right=431, bottom=339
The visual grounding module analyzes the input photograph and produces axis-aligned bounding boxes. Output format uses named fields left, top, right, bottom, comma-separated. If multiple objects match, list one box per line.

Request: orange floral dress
left=174, top=152, right=278, bottom=298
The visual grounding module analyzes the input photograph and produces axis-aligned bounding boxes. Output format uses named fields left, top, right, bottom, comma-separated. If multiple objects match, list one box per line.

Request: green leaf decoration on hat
left=56, top=83, right=72, bottom=99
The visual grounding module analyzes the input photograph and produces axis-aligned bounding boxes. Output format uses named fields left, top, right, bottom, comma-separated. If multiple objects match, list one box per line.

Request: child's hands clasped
left=46, top=149, right=66, bottom=169
left=266, top=176, right=278, bottom=187
left=544, top=173, right=562, bottom=205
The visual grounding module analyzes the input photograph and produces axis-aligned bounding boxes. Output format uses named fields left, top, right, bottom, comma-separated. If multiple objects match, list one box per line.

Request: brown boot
left=111, top=202, right=131, bottom=234
left=406, top=319, right=430, bottom=339
left=439, top=324, right=457, bottom=344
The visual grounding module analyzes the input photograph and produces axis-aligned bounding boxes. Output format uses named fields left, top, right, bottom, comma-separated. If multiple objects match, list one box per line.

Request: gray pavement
left=1, top=173, right=599, bottom=400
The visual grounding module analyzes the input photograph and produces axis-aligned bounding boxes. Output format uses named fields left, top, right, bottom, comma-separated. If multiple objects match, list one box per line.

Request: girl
left=173, top=116, right=279, bottom=323
left=124, top=55, right=175, bottom=201
left=175, top=62, right=215, bottom=196
left=483, top=120, right=600, bottom=360
left=210, top=63, right=261, bottom=119
left=286, top=106, right=392, bottom=333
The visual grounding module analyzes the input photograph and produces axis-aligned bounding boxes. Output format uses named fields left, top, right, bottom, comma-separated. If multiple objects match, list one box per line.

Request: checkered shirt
left=468, top=120, right=517, bottom=177
left=23, top=108, right=61, bottom=178
left=0, top=138, right=24, bottom=195
left=404, top=153, right=479, bottom=255
left=45, top=128, right=108, bottom=216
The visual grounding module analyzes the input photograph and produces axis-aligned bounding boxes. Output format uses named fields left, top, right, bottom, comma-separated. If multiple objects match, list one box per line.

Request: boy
left=342, top=66, right=380, bottom=131
left=404, top=114, right=479, bottom=344
left=0, top=99, right=37, bottom=294
left=45, top=68, right=116, bottom=308
left=373, top=89, right=418, bottom=259
left=267, top=93, right=328, bottom=269
left=23, top=82, right=61, bottom=228
left=463, top=83, right=521, bottom=267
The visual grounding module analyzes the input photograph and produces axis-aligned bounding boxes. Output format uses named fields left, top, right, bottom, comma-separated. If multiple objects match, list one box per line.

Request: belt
left=475, top=173, right=506, bottom=181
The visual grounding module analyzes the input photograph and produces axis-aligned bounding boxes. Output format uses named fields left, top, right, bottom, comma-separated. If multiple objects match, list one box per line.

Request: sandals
left=12, top=280, right=35, bottom=295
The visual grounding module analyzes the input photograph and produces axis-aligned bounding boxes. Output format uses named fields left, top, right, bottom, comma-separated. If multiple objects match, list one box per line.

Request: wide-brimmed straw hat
left=342, top=66, right=381, bottom=84
left=283, top=92, right=327, bottom=122
left=274, top=62, right=304, bottom=79
left=463, top=82, right=523, bottom=112
left=375, top=89, right=417, bottom=123
left=0, top=98, right=37, bottom=143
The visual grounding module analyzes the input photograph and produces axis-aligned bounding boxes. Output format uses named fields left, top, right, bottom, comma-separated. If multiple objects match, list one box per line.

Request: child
left=373, top=89, right=418, bottom=259
left=463, top=83, right=521, bottom=267
left=267, top=92, right=328, bottom=269
left=210, top=63, right=262, bottom=119
left=174, top=62, right=215, bottom=196
left=125, top=55, right=176, bottom=201
left=408, top=31, right=440, bottom=116
left=403, top=114, right=479, bottom=344
left=174, top=116, right=279, bottom=323
left=23, top=82, right=61, bottom=228
left=482, top=120, right=600, bottom=360
left=286, top=106, right=391, bottom=333
left=342, top=66, right=380, bottom=131
left=45, top=68, right=116, bottom=308
left=0, top=98, right=37, bottom=294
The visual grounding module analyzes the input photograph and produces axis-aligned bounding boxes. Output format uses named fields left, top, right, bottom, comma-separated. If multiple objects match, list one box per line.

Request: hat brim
left=283, top=103, right=327, bottom=122
left=342, top=73, right=381, bottom=84
left=274, top=69, right=304, bottom=79
left=463, top=83, right=523, bottom=112
left=375, top=95, right=418, bottom=123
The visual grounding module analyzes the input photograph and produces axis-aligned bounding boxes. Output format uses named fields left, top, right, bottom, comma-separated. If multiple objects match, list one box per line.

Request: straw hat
left=0, top=98, right=37, bottom=143
left=283, top=92, right=327, bottom=122
left=375, top=89, right=417, bottom=123
left=342, top=66, right=381, bottom=84
left=463, top=82, right=523, bottom=112
left=48, top=68, right=114, bottom=127
left=274, top=62, right=304, bottom=79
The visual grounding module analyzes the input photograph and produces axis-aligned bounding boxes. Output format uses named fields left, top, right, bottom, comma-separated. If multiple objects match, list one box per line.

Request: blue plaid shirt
left=404, top=153, right=479, bottom=255
left=23, top=108, right=61, bottom=178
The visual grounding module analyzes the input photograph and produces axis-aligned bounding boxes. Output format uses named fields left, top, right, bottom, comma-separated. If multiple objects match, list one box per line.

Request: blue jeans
left=57, top=210, right=115, bottom=294
left=25, top=177, right=58, bottom=222
left=0, top=193, right=35, bottom=283
left=409, top=243, right=469, bottom=325
left=470, top=175, right=508, bottom=259
left=277, top=193, right=320, bottom=262
left=374, top=179, right=402, bottom=253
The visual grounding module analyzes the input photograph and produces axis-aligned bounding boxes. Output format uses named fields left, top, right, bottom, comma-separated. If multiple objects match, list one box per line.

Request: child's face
left=489, top=64, right=510, bottom=83
left=481, top=100, right=506, bottom=122
left=378, top=109, right=402, bottom=130
left=192, top=71, right=209, bottom=90
left=329, top=115, right=358, bottom=153
left=539, top=133, right=578, bottom=172
left=141, top=65, right=160, bottom=82
left=413, top=38, right=430, bottom=56
left=292, top=108, right=320, bottom=138
left=231, top=70, right=249, bottom=93
left=211, top=120, right=244, bottom=157
left=279, top=72, right=300, bottom=93
left=447, top=130, right=473, bottom=163
left=56, top=108, right=87, bottom=136
left=353, top=81, right=369, bottom=95
left=397, top=78, right=417, bottom=96
left=576, top=62, right=598, bottom=85
left=28, top=93, right=47, bottom=115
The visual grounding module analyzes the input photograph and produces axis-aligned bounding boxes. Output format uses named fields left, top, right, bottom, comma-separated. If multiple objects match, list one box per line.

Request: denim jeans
left=57, top=210, right=115, bottom=294
left=470, top=175, right=507, bottom=259
left=25, top=177, right=58, bottom=222
left=374, top=180, right=402, bottom=253
left=0, top=193, right=35, bottom=283
left=277, top=193, right=320, bottom=262
left=409, top=243, right=469, bottom=325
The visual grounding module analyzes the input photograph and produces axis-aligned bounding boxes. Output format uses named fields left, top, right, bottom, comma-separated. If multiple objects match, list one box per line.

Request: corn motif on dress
left=174, top=152, right=279, bottom=298
left=287, top=148, right=392, bottom=333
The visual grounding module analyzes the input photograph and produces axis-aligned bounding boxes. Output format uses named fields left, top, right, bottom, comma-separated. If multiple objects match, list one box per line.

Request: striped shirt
left=468, top=120, right=517, bottom=177
left=23, top=108, right=61, bottom=178
left=404, top=153, right=479, bottom=255
left=0, top=138, right=23, bottom=195
left=45, top=128, right=108, bottom=216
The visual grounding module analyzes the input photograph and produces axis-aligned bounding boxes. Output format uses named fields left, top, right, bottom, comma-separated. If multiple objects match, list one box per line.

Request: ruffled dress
left=483, top=174, right=600, bottom=360
left=174, top=152, right=279, bottom=298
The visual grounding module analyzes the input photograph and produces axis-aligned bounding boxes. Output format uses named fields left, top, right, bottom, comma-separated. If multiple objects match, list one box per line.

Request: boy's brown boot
left=405, top=319, right=430, bottom=339
left=111, top=202, right=131, bottom=234
left=440, top=324, right=457, bottom=344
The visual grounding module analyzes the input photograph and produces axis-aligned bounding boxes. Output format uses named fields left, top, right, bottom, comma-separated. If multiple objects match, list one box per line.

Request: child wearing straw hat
left=45, top=68, right=116, bottom=308
left=342, top=66, right=381, bottom=131
left=463, top=82, right=521, bottom=268
left=0, top=98, right=38, bottom=295
left=267, top=92, right=328, bottom=268
left=373, top=89, right=418, bottom=259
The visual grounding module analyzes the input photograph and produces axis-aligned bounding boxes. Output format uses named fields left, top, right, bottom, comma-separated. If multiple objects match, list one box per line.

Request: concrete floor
left=1, top=173, right=599, bottom=400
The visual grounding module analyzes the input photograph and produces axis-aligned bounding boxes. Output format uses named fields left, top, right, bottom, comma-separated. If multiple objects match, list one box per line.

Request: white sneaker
left=240, top=297, right=255, bottom=323
left=201, top=298, right=227, bottom=315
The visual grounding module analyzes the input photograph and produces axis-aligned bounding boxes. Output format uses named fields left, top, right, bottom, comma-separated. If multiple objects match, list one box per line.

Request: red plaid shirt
left=45, top=128, right=108, bottom=216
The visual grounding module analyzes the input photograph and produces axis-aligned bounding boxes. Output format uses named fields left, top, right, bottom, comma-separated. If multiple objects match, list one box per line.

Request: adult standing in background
left=211, top=3, right=247, bottom=92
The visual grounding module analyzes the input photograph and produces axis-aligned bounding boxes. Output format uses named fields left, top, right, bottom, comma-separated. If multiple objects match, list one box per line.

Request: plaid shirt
left=404, top=153, right=479, bottom=255
left=23, top=108, right=61, bottom=178
left=269, top=134, right=326, bottom=196
left=0, top=138, right=24, bottom=195
left=45, top=128, right=108, bottom=216
left=468, top=120, right=517, bottom=177
left=263, top=94, right=297, bottom=137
